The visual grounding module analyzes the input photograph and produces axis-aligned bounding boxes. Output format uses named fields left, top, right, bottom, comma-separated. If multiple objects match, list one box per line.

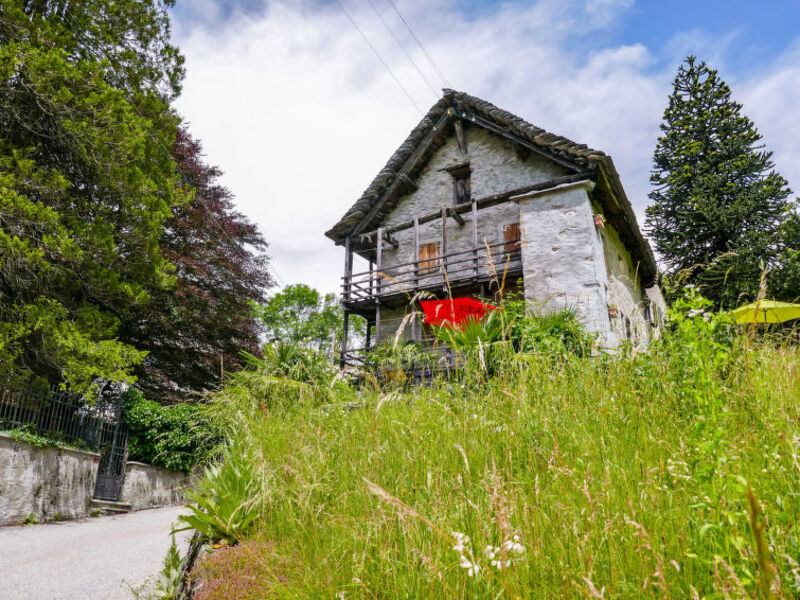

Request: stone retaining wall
left=120, top=461, right=188, bottom=510
left=0, top=433, right=189, bottom=525
left=0, top=432, right=99, bottom=525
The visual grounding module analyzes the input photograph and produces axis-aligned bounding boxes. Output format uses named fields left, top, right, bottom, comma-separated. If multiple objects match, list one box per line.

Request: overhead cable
left=384, top=0, right=451, bottom=89
left=334, top=0, right=425, bottom=115
left=366, top=0, right=440, bottom=101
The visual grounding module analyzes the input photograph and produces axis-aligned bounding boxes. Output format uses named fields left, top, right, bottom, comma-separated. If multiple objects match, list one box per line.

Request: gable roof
left=326, top=89, right=658, bottom=285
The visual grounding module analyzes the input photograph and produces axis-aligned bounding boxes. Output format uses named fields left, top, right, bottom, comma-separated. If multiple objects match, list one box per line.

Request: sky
left=168, top=0, right=800, bottom=295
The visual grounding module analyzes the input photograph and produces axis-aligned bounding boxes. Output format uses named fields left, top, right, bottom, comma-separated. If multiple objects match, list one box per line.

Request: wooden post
left=375, top=303, right=382, bottom=346
left=441, top=207, right=447, bottom=286
left=471, top=200, right=479, bottom=279
left=343, top=236, right=353, bottom=301
left=413, top=216, right=420, bottom=291
left=376, top=227, right=383, bottom=297
left=368, top=259, right=374, bottom=298
left=340, top=310, right=350, bottom=368
left=375, top=227, right=383, bottom=346
left=366, top=320, right=372, bottom=349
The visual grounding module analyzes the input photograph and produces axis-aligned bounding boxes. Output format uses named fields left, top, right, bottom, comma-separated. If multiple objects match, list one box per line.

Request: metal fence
left=0, top=381, right=123, bottom=452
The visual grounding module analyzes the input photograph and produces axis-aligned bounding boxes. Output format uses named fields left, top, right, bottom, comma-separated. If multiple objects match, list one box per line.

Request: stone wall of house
left=0, top=432, right=99, bottom=525
left=598, top=214, right=659, bottom=348
left=517, top=181, right=613, bottom=343
left=376, top=127, right=564, bottom=299
left=120, top=461, right=188, bottom=511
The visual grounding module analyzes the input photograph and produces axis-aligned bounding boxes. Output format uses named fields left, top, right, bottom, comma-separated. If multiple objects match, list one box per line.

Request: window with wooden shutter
left=503, top=223, right=521, bottom=256
left=418, top=242, right=439, bottom=275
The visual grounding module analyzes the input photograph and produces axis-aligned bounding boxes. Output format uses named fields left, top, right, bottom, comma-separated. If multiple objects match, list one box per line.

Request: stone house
left=325, top=90, right=665, bottom=365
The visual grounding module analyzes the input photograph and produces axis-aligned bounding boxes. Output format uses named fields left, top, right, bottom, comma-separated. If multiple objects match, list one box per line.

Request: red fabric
left=420, top=298, right=497, bottom=328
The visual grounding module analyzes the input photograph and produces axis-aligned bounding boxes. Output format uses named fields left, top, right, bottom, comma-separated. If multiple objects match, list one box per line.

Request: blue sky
left=169, top=0, right=800, bottom=292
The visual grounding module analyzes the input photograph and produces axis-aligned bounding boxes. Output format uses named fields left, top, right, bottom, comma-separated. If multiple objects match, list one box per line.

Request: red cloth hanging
left=420, top=297, right=497, bottom=328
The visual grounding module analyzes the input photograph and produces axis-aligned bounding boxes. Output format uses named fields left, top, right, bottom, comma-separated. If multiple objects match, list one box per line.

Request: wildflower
left=452, top=531, right=469, bottom=553
left=501, top=534, right=525, bottom=555
left=459, top=555, right=481, bottom=577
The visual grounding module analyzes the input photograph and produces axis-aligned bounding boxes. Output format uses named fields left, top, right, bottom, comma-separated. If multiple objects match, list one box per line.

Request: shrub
left=123, top=390, right=218, bottom=474
left=176, top=434, right=266, bottom=544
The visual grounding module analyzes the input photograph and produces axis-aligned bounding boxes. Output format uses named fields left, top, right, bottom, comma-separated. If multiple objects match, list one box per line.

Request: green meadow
left=182, top=294, right=800, bottom=599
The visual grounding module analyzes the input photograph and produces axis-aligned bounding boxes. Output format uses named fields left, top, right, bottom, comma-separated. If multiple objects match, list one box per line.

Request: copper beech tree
left=119, top=127, right=274, bottom=401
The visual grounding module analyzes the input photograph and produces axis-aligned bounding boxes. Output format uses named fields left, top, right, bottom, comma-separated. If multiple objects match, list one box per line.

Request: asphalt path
left=0, top=506, right=191, bottom=600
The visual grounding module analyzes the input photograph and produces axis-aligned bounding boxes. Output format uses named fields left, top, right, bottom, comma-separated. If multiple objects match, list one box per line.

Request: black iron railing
left=0, top=382, right=123, bottom=452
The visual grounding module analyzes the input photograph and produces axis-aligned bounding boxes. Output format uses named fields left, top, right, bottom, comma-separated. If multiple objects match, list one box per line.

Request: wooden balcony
left=341, top=240, right=522, bottom=308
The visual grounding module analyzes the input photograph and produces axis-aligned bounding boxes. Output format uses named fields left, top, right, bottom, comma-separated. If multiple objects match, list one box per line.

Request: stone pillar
left=515, top=180, right=614, bottom=346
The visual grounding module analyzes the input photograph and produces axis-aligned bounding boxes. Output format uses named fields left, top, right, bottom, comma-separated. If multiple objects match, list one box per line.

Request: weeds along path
left=0, top=506, right=190, bottom=600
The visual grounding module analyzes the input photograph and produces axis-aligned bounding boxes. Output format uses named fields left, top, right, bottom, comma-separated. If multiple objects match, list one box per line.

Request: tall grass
left=184, top=292, right=800, bottom=599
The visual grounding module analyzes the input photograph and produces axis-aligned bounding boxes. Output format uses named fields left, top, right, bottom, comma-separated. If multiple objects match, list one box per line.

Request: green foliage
left=124, top=389, right=218, bottom=474
left=152, top=535, right=183, bottom=600
left=645, top=56, right=793, bottom=309
left=256, top=284, right=364, bottom=360
left=20, top=512, right=38, bottom=526
left=506, top=302, right=595, bottom=357
left=0, top=0, right=188, bottom=391
left=176, top=435, right=266, bottom=545
left=178, top=289, right=800, bottom=598
left=4, top=425, right=90, bottom=451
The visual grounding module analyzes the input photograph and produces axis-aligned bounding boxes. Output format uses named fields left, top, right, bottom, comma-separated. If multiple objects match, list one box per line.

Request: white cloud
left=172, top=0, right=800, bottom=295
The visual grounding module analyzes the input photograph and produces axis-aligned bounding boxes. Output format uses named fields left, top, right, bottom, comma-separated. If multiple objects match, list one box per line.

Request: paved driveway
left=0, top=506, right=192, bottom=600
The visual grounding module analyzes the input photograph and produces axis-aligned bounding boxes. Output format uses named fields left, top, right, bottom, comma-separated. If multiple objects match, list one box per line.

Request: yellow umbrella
left=730, top=300, right=800, bottom=324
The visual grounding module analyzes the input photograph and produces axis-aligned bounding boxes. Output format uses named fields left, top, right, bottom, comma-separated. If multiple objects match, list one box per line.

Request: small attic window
left=450, top=166, right=471, bottom=204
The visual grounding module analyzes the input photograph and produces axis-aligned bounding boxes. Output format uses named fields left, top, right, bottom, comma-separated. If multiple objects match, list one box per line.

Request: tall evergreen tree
left=0, top=1, right=188, bottom=390
left=645, top=56, right=792, bottom=308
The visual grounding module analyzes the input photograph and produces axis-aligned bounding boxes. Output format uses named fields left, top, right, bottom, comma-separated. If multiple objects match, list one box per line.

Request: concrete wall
left=120, top=461, right=188, bottom=511
left=0, top=432, right=99, bottom=525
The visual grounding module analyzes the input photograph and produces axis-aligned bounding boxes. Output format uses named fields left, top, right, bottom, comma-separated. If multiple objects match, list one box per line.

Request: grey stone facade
left=330, top=91, right=663, bottom=353
left=371, top=130, right=663, bottom=348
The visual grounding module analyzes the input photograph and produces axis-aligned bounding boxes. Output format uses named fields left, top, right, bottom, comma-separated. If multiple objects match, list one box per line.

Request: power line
left=366, top=0, right=440, bottom=101
left=384, top=0, right=451, bottom=89
left=334, top=0, right=424, bottom=115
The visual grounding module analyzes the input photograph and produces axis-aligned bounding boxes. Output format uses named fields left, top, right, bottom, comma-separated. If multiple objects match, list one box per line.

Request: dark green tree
left=645, top=56, right=792, bottom=308
left=773, top=205, right=800, bottom=302
left=0, top=1, right=188, bottom=390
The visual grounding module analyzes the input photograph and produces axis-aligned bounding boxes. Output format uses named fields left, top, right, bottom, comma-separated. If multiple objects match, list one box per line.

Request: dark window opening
left=452, top=167, right=471, bottom=204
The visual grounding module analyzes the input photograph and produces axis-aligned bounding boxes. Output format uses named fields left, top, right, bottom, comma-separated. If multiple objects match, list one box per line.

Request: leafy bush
left=176, top=435, right=266, bottom=544
left=505, top=302, right=595, bottom=357
left=124, top=390, right=218, bottom=474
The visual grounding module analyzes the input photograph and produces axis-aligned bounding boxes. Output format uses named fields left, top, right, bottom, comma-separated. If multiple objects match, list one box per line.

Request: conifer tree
left=645, top=56, right=792, bottom=308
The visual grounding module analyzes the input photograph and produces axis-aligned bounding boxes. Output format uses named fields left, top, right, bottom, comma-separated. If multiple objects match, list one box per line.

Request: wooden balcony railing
left=342, top=240, right=521, bottom=303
